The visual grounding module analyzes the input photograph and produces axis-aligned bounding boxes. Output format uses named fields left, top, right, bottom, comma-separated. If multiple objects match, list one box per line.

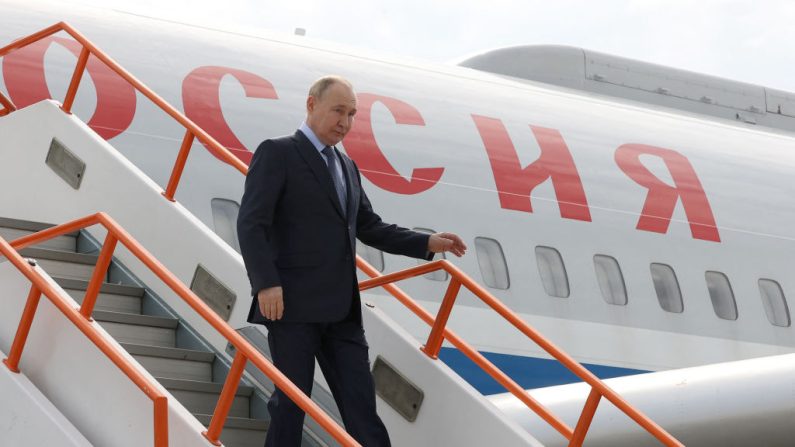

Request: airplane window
left=705, top=271, right=737, bottom=320
left=413, top=228, right=448, bottom=281
left=758, top=279, right=790, bottom=327
left=594, top=255, right=627, bottom=305
left=210, top=198, right=241, bottom=253
left=536, top=246, right=569, bottom=298
left=650, top=263, right=683, bottom=313
left=474, top=237, right=509, bottom=290
left=356, top=240, right=385, bottom=272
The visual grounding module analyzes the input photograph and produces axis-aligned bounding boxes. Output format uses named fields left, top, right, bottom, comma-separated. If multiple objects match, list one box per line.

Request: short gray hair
left=308, top=75, right=353, bottom=101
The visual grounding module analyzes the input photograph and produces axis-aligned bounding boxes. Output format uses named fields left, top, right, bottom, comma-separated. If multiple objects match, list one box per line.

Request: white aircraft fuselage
left=3, top=0, right=795, bottom=395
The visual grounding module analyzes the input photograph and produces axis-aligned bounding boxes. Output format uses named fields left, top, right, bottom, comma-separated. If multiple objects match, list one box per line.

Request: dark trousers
left=262, top=316, right=391, bottom=447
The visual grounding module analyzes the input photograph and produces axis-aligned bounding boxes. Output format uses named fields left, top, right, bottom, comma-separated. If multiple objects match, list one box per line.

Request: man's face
left=306, top=82, right=357, bottom=146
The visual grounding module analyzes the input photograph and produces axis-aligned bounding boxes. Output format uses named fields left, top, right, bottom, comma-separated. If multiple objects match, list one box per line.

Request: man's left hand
left=428, top=232, right=467, bottom=257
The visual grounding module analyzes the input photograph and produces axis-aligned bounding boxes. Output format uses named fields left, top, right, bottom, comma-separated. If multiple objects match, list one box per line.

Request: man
left=237, top=75, right=466, bottom=447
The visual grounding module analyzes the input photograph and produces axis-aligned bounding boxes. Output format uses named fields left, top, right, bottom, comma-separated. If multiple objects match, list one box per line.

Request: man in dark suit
left=237, top=75, right=466, bottom=447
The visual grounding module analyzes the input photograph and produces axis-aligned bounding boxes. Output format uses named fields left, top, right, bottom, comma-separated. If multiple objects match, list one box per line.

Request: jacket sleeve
left=354, top=164, right=432, bottom=261
left=237, top=140, right=286, bottom=295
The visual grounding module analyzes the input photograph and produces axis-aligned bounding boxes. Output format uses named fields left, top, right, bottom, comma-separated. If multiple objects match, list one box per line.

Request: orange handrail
left=0, top=22, right=247, bottom=201
left=358, top=260, right=684, bottom=447
left=5, top=213, right=361, bottom=447
left=0, top=22, right=681, bottom=447
left=0, top=90, right=15, bottom=116
left=0, top=231, right=169, bottom=446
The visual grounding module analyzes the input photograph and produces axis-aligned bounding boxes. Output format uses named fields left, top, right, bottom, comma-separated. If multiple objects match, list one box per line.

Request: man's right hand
left=257, top=286, right=284, bottom=320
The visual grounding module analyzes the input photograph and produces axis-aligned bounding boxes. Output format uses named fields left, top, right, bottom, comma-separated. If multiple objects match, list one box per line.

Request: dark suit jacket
left=237, top=130, right=432, bottom=323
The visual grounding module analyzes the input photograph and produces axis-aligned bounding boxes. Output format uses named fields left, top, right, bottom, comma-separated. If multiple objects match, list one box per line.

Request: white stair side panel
left=0, top=263, right=214, bottom=447
left=0, top=347, right=91, bottom=447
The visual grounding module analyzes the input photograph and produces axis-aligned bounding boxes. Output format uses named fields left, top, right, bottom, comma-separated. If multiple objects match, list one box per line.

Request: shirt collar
left=299, top=121, right=327, bottom=154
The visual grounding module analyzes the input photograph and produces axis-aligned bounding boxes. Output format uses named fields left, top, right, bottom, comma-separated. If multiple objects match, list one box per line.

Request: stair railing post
left=3, top=285, right=43, bottom=372
left=153, top=396, right=169, bottom=447
left=567, top=387, right=603, bottom=447
left=0, top=90, right=16, bottom=116
left=162, top=130, right=195, bottom=202
left=81, top=232, right=118, bottom=320
left=421, top=277, right=461, bottom=359
left=62, top=46, right=90, bottom=114
left=203, top=350, right=247, bottom=446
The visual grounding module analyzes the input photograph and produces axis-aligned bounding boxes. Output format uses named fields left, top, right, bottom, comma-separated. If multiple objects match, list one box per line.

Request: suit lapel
left=293, top=130, right=346, bottom=219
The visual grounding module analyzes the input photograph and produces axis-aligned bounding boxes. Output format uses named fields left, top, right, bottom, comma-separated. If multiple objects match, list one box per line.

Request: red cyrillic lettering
left=2, top=37, right=136, bottom=140
left=344, top=93, right=443, bottom=194
left=615, top=144, right=719, bottom=242
left=472, top=115, right=591, bottom=221
left=182, top=66, right=278, bottom=166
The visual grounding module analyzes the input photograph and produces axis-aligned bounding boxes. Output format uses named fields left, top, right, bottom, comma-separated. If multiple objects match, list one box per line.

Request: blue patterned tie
left=322, top=146, right=347, bottom=215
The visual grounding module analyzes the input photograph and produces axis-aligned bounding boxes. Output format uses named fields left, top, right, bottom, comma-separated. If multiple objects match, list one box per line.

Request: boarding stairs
left=0, top=22, right=684, bottom=447
left=0, top=217, right=271, bottom=446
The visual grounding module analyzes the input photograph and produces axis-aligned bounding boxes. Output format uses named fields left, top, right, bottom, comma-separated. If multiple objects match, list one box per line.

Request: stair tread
left=53, top=276, right=144, bottom=297
left=93, top=310, right=178, bottom=328
left=194, top=413, right=269, bottom=431
left=0, top=217, right=80, bottom=236
left=120, top=343, right=215, bottom=362
left=156, top=377, right=254, bottom=396
left=19, top=246, right=98, bottom=265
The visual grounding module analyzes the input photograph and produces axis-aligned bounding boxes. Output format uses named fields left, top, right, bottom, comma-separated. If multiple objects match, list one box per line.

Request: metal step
left=19, top=247, right=100, bottom=281
left=194, top=414, right=269, bottom=447
left=121, top=343, right=214, bottom=382
left=54, top=277, right=144, bottom=314
left=94, top=310, right=178, bottom=348
left=157, top=377, right=254, bottom=419
left=0, top=217, right=78, bottom=252
left=6, top=219, right=271, bottom=446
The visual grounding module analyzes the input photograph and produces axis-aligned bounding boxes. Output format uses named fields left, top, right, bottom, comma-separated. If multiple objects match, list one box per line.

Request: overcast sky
left=74, top=0, right=795, bottom=92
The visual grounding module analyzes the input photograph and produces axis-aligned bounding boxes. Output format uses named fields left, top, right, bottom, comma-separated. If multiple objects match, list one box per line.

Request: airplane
left=2, top=0, right=795, bottom=445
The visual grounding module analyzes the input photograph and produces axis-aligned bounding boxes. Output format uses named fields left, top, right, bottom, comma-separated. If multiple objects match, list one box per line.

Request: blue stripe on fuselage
left=438, top=347, right=649, bottom=395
